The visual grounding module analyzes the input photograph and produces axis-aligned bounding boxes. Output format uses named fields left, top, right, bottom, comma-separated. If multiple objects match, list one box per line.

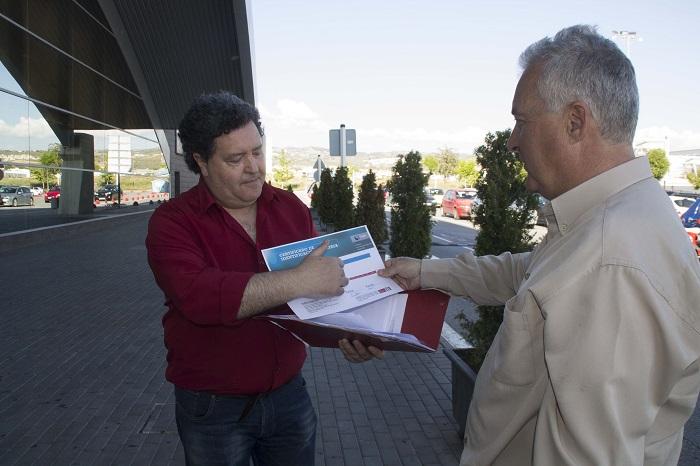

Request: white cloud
left=0, top=116, right=54, bottom=138
left=635, top=126, right=700, bottom=152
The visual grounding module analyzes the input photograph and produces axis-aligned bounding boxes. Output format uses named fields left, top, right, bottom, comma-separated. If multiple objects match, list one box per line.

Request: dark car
left=95, top=184, right=122, bottom=201
left=44, top=186, right=61, bottom=203
left=681, top=197, right=700, bottom=229
left=424, top=191, right=438, bottom=215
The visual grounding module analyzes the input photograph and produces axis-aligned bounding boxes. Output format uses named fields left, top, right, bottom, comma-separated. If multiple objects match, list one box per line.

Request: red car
left=441, top=189, right=477, bottom=219
left=44, top=186, right=61, bottom=203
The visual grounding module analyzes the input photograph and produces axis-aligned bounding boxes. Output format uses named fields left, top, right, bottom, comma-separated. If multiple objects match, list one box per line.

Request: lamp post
left=612, top=30, right=642, bottom=58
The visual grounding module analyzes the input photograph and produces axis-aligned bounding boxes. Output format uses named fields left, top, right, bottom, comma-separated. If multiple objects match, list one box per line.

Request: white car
left=669, top=195, right=695, bottom=216
left=30, top=186, right=44, bottom=196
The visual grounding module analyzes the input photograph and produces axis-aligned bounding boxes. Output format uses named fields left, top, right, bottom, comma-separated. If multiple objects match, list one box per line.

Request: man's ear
left=566, top=101, right=587, bottom=142
left=193, top=153, right=209, bottom=177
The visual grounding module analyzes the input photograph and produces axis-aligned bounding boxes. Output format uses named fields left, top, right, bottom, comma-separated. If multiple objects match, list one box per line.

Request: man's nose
left=243, top=154, right=259, bottom=172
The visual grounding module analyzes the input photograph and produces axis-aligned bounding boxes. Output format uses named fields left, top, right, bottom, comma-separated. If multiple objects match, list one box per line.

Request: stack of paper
left=260, top=226, right=449, bottom=352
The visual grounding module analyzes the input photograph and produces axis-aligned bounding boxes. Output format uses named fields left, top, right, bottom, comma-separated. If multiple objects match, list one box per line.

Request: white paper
left=261, top=226, right=402, bottom=320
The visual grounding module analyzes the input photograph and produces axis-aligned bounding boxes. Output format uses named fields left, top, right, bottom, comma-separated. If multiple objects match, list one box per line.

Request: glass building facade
left=0, top=0, right=169, bottom=234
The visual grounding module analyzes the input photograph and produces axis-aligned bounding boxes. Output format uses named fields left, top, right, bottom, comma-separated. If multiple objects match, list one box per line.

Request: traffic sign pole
left=340, top=124, right=346, bottom=167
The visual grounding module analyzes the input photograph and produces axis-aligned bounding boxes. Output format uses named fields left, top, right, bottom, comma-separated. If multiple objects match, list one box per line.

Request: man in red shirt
left=146, top=92, right=381, bottom=466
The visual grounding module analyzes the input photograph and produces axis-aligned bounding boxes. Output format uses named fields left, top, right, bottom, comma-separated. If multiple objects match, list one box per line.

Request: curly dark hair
left=178, top=91, right=264, bottom=174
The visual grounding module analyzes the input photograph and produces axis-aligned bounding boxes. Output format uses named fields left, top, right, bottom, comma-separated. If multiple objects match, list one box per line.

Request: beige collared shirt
left=422, top=157, right=700, bottom=465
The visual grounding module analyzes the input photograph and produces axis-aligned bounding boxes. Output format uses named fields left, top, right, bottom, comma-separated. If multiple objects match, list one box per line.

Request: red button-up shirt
left=146, top=179, right=316, bottom=395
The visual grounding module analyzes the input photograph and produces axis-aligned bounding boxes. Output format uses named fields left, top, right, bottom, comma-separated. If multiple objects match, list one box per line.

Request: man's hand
left=295, top=240, right=349, bottom=297
left=339, top=339, right=384, bottom=363
left=378, top=257, right=422, bottom=290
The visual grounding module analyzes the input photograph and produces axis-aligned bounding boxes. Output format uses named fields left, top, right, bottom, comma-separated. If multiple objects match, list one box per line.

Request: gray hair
left=519, top=25, right=639, bottom=144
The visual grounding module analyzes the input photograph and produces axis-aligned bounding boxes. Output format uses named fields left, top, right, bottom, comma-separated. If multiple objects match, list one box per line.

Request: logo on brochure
left=378, top=287, right=391, bottom=293
left=350, top=232, right=370, bottom=243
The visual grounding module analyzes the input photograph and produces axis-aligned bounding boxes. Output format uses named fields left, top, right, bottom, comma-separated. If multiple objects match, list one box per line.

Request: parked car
left=426, top=188, right=444, bottom=205
left=30, top=186, right=44, bottom=196
left=95, top=184, right=122, bottom=201
left=44, top=186, right=61, bottom=203
left=441, top=189, right=477, bottom=219
left=0, top=186, right=34, bottom=206
left=681, top=197, right=700, bottom=229
left=669, top=195, right=695, bottom=216
left=424, top=191, right=438, bottom=215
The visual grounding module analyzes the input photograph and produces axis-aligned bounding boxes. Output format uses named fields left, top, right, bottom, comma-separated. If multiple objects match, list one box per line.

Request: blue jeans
left=174, top=374, right=316, bottom=466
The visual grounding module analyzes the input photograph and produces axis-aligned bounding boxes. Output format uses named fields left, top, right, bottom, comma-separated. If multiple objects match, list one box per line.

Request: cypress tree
left=332, top=166, right=356, bottom=231
left=355, top=170, right=388, bottom=244
left=317, top=168, right=335, bottom=227
left=388, top=151, right=432, bottom=258
left=463, top=129, right=538, bottom=370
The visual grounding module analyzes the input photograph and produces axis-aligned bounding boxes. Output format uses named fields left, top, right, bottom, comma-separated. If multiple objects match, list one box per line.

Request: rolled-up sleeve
left=421, top=250, right=531, bottom=305
left=146, top=208, right=254, bottom=326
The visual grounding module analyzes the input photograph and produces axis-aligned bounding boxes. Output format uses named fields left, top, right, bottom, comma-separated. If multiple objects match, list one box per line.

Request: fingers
left=339, top=339, right=384, bottom=363
left=309, top=240, right=329, bottom=257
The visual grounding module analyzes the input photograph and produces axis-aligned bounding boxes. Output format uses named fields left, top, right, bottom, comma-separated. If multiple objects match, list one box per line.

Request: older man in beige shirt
left=379, top=25, right=700, bottom=465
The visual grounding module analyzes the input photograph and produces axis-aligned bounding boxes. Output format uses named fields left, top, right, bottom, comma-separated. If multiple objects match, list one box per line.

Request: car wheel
left=441, top=207, right=448, bottom=217
left=12, top=198, right=17, bottom=207
left=29, top=197, right=34, bottom=206
left=453, top=208, right=459, bottom=219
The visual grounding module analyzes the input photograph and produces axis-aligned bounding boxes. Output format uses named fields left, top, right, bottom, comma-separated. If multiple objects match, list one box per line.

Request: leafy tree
left=436, top=147, right=459, bottom=178
left=355, top=170, right=388, bottom=244
left=647, top=148, right=670, bottom=180
left=456, top=159, right=478, bottom=187
left=462, top=129, right=538, bottom=370
left=317, top=168, right=335, bottom=226
left=687, top=170, right=700, bottom=190
left=273, top=149, right=294, bottom=185
left=30, top=143, right=62, bottom=189
left=388, top=151, right=432, bottom=258
left=99, top=172, right=116, bottom=186
left=332, top=166, right=356, bottom=231
left=422, top=154, right=439, bottom=174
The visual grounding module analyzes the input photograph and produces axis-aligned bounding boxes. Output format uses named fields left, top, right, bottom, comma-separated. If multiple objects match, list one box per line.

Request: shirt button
left=561, top=224, right=568, bottom=232
left=525, top=273, right=530, bottom=279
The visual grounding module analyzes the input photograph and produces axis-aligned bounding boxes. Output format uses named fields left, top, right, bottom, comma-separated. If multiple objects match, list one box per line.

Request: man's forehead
left=214, top=123, right=262, bottom=152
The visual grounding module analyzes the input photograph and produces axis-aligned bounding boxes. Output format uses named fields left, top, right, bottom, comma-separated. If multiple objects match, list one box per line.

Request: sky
left=251, top=0, right=700, bottom=154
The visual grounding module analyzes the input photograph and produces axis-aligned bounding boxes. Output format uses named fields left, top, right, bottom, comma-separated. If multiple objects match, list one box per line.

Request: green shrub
left=355, top=170, right=388, bottom=244
left=317, top=168, right=335, bottom=226
left=332, top=166, right=356, bottom=231
left=462, top=129, right=538, bottom=370
left=388, top=151, right=432, bottom=258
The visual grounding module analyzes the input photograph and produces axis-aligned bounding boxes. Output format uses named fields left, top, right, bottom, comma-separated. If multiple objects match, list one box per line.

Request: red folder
left=262, top=289, right=450, bottom=352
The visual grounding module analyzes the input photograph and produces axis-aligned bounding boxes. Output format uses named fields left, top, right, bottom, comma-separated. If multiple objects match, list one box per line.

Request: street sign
left=313, top=156, right=326, bottom=182
left=329, top=129, right=357, bottom=156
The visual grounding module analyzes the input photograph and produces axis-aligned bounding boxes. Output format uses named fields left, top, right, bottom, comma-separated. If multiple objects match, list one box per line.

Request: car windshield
left=456, top=191, right=474, bottom=199
left=0, top=187, right=17, bottom=193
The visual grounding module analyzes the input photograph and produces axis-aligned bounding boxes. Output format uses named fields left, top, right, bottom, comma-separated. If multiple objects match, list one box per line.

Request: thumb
left=309, top=240, right=329, bottom=257
left=378, top=258, right=395, bottom=277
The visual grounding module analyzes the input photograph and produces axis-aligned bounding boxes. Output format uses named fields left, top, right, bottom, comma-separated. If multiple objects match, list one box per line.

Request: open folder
left=262, top=289, right=450, bottom=352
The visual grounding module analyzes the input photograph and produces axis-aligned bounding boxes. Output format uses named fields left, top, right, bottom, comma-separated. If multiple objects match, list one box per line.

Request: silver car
left=0, top=186, right=34, bottom=207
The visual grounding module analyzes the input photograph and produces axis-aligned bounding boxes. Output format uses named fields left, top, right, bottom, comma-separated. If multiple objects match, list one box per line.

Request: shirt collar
left=550, top=156, right=652, bottom=235
left=194, top=177, right=277, bottom=214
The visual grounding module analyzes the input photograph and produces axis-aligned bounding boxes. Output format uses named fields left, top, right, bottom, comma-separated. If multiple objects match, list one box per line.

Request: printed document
left=261, top=225, right=402, bottom=319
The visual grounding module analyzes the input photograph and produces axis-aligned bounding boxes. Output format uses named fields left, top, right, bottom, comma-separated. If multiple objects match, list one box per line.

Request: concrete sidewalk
left=1, top=210, right=698, bottom=465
